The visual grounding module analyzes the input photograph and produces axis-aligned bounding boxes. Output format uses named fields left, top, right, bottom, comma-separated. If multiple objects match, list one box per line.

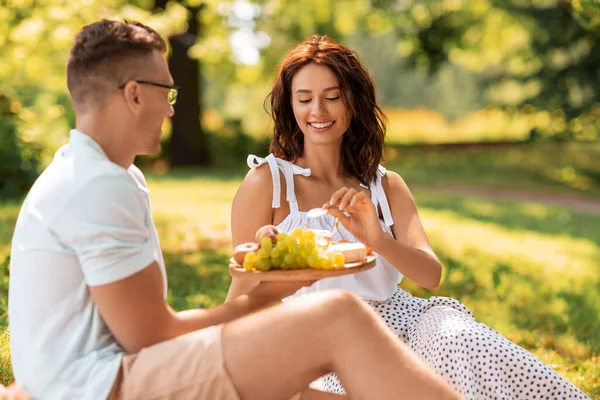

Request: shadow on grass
left=163, top=247, right=232, bottom=311
left=414, top=192, right=600, bottom=244
left=557, top=281, right=600, bottom=354
left=386, top=142, right=600, bottom=197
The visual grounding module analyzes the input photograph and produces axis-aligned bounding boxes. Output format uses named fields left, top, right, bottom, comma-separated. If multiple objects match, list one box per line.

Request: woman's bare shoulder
left=236, top=163, right=276, bottom=201
left=244, top=162, right=276, bottom=187
left=381, top=170, right=413, bottom=198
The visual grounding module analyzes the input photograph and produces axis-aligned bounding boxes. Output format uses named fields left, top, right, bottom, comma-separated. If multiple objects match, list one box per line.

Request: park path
left=420, top=184, right=600, bottom=214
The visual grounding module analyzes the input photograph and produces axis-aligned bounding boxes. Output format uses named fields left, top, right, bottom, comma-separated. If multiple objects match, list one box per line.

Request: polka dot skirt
left=322, top=287, right=590, bottom=399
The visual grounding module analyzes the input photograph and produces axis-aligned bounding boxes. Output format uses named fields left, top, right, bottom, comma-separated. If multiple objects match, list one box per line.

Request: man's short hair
left=67, top=19, right=167, bottom=110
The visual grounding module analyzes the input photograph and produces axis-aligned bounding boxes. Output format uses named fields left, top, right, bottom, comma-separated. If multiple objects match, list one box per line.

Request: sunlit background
left=1, top=0, right=599, bottom=396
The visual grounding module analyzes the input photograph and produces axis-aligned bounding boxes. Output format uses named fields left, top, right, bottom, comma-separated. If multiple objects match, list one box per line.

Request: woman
left=227, top=35, right=589, bottom=399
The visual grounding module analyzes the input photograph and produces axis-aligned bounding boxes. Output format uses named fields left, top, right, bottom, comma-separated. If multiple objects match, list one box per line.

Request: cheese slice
left=330, top=242, right=367, bottom=263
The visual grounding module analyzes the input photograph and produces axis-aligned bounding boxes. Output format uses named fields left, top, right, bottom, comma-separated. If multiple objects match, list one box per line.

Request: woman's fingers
left=349, top=191, right=369, bottom=208
left=327, top=187, right=358, bottom=211
left=328, top=186, right=350, bottom=207
left=327, top=188, right=371, bottom=210
left=233, top=242, right=260, bottom=264
left=338, top=188, right=358, bottom=211
left=342, top=192, right=372, bottom=216
left=255, top=225, right=279, bottom=243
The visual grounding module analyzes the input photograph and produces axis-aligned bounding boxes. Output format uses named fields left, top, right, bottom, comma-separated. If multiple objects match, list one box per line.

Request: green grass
left=0, top=156, right=599, bottom=396
left=386, top=141, right=600, bottom=199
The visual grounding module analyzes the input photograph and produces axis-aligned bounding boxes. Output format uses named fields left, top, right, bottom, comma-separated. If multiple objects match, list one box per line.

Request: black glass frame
left=118, top=80, right=181, bottom=105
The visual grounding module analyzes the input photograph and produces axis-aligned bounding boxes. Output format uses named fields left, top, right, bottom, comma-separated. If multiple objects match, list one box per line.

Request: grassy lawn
left=0, top=145, right=599, bottom=396
left=386, top=141, right=600, bottom=199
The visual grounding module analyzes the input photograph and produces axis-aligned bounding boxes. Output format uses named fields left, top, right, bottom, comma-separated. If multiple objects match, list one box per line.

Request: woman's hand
left=324, top=187, right=385, bottom=248
left=232, top=242, right=260, bottom=265
left=255, top=225, right=279, bottom=243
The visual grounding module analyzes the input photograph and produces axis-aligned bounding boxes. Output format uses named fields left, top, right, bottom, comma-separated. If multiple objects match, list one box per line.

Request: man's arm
left=90, top=261, right=307, bottom=353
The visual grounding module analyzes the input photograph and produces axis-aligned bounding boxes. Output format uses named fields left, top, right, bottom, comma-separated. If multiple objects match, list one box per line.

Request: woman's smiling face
left=291, top=63, right=352, bottom=147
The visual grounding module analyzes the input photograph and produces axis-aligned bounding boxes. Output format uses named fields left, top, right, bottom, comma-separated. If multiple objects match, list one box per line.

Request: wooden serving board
left=229, top=255, right=377, bottom=281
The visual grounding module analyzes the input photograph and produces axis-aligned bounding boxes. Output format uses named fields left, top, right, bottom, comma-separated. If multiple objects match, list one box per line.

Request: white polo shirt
left=8, top=129, right=167, bottom=399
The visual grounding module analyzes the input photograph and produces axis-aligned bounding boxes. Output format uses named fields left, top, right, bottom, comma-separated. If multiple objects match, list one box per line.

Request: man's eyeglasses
left=118, top=80, right=180, bottom=105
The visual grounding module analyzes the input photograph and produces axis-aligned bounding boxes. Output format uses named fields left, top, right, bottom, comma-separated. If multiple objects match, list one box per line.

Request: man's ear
left=122, top=81, right=142, bottom=113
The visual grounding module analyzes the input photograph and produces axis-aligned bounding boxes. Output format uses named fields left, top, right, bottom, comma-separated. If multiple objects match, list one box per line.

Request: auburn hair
left=266, top=35, right=387, bottom=185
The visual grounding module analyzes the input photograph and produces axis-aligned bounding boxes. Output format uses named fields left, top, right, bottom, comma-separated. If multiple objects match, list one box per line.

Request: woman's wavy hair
left=266, top=35, right=387, bottom=185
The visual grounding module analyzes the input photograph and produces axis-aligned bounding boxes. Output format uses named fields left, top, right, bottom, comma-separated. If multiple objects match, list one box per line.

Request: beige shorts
left=108, top=324, right=301, bottom=400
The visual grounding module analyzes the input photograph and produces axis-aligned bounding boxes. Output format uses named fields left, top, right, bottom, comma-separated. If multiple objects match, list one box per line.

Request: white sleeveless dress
left=247, top=154, right=590, bottom=400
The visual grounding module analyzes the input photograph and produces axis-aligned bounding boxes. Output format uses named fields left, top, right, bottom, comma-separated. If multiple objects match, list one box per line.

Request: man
left=8, top=20, right=461, bottom=400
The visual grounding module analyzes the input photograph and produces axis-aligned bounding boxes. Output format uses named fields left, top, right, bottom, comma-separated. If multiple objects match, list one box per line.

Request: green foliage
left=0, top=0, right=189, bottom=166
left=571, top=0, right=600, bottom=32
left=0, top=96, right=40, bottom=201
left=205, top=119, right=271, bottom=168
left=373, top=0, right=600, bottom=140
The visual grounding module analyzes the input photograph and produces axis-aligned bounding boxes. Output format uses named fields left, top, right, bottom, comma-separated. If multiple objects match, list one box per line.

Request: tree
left=571, top=0, right=600, bottom=32
left=155, top=0, right=211, bottom=166
left=368, top=0, right=600, bottom=140
left=0, top=0, right=190, bottom=192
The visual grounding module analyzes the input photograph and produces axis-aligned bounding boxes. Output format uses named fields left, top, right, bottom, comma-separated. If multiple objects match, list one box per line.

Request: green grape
left=284, top=235, right=298, bottom=250
left=243, top=260, right=254, bottom=271
left=261, top=236, right=274, bottom=249
left=295, top=255, right=308, bottom=269
left=277, top=232, right=288, bottom=242
left=303, top=229, right=315, bottom=242
left=306, top=254, right=319, bottom=268
left=255, top=258, right=272, bottom=271
left=320, top=256, right=334, bottom=270
left=244, top=251, right=257, bottom=263
left=275, top=241, right=287, bottom=253
left=256, top=248, right=270, bottom=260
left=270, top=248, right=280, bottom=259
left=326, top=252, right=344, bottom=269
left=256, top=227, right=347, bottom=271
left=284, top=253, right=295, bottom=265
left=296, top=234, right=307, bottom=246
left=302, top=242, right=315, bottom=257
left=270, top=257, right=282, bottom=268
left=290, top=227, right=304, bottom=240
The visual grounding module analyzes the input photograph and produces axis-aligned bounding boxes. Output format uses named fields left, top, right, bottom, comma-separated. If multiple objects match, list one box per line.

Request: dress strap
left=369, top=165, right=394, bottom=227
left=247, top=154, right=311, bottom=212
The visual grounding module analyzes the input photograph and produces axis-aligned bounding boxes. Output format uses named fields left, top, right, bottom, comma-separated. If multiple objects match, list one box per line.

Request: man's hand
left=0, top=382, right=29, bottom=400
left=249, top=280, right=315, bottom=304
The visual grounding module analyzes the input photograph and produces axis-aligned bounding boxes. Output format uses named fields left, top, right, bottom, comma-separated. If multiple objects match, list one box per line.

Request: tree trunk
left=155, top=0, right=211, bottom=166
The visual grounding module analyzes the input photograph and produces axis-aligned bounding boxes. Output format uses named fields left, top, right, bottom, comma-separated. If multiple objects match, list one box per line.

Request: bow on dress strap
left=247, top=154, right=311, bottom=209
left=371, top=165, right=395, bottom=227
